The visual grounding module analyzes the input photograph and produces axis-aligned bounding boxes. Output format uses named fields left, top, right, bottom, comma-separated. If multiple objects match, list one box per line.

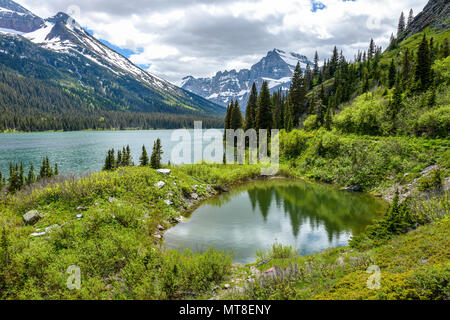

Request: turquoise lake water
left=0, top=130, right=222, bottom=176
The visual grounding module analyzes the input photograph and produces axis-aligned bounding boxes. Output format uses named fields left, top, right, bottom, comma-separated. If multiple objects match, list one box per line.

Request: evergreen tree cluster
left=103, top=141, right=164, bottom=171
left=0, top=157, right=59, bottom=193
left=103, top=145, right=134, bottom=171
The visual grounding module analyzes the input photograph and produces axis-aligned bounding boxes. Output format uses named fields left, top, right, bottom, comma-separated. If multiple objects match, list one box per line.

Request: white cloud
left=19, top=0, right=428, bottom=84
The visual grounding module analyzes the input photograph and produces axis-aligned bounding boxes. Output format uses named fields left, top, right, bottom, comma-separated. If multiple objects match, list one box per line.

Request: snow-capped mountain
left=182, top=49, right=313, bottom=109
left=0, top=0, right=223, bottom=118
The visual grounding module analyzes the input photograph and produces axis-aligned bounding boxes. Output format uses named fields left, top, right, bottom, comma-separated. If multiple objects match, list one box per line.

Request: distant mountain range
left=182, top=49, right=313, bottom=109
left=0, top=0, right=224, bottom=131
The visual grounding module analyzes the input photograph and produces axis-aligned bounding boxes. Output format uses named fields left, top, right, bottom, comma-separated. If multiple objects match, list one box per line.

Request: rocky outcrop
left=399, top=0, right=450, bottom=41
left=0, top=0, right=44, bottom=33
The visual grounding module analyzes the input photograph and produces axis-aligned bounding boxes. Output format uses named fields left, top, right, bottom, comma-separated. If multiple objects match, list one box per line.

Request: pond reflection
left=164, top=179, right=386, bottom=264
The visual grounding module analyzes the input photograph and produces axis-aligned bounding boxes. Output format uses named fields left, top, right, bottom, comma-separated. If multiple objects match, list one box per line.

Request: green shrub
left=411, top=265, right=450, bottom=300
left=418, top=168, right=443, bottom=192
left=415, top=106, right=450, bottom=138
left=303, top=115, right=319, bottom=131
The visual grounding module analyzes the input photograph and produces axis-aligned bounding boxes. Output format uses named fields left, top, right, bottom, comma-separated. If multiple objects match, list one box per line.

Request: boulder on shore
left=23, top=210, right=43, bottom=225
left=342, top=185, right=362, bottom=192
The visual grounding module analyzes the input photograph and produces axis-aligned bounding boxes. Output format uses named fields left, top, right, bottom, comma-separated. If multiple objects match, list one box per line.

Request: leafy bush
left=415, top=106, right=450, bottom=138
left=411, top=265, right=450, bottom=300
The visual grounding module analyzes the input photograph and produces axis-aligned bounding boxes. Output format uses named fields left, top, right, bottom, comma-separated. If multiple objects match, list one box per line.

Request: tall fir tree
left=288, top=62, right=306, bottom=127
left=150, top=139, right=163, bottom=169
left=244, top=83, right=258, bottom=130
left=313, top=51, right=320, bottom=77
left=256, top=81, right=273, bottom=132
left=407, top=9, right=414, bottom=27
left=388, top=59, right=397, bottom=88
left=140, top=145, right=149, bottom=166
left=26, top=163, right=35, bottom=185
left=224, top=103, right=232, bottom=129
left=415, top=34, right=431, bottom=91
left=368, top=39, right=375, bottom=60
left=397, top=12, right=406, bottom=38
left=230, top=101, right=244, bottom=130
left=402, top=48, right=411, bottom=85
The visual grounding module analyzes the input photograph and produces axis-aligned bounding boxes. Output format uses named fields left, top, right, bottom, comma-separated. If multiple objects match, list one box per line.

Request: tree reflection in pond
left=165, top=179, right=386, bottom=264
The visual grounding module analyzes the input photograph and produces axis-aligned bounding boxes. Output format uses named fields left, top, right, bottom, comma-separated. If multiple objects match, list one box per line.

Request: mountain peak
left=182, top=49, right=312, bottom=108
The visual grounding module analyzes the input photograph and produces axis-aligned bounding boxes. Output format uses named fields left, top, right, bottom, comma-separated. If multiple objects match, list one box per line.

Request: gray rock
left=157, top=224, right=165, bottom=231
left=164, top=200, right=173, bottom=206
left=44, top=224, right=60, bottom=233
left=156, top=169, right=171, bottom=175
left=342, top=185, right=362, bottom=192
left=23, top=210, right=43, bottom=225
left=191, top=193, right=199, bottom=200
left=76, top=206, right=87, bottom=211
left=76, top=214, right=83, bottom=219
left=154, top=181, right=165, bottom=189
left=224, top=284, right=231, bottom=289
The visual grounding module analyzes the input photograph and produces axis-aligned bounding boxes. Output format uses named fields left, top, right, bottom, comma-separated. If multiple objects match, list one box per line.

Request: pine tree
left=388, top=59, right=397, bottom=88
left=329, top=46, right=339, bottom=77
left=230, top=101, right=243, bottom=130
left=103, top=149, right=116, bottom=171
left=54, top=163, right=59, bottom=176
left=224, top=102, right=232, bottom=129
left=388, top=33, right=397, bottom=51
left=7, top=163, right=20, bottom=193
left=116, top=150, right=122, bottom=167
left=401, top=48, right=411, bottom=85
left=38, top=157, right=54, bottom=180
left=415, top=34, right=431, bottom=91
left=256, top=81, right=273, bottom=132
left=313, top=51, right=320, bottom=77
left=368, top=39, right=375, bottom=60
left=244, top=83, right=258, bottom=130
left=442, top=38, right=449, bottom=59
left=288, top=62, right=306, bottom=127
left=284, top=102, right=294, bottom=132
left=407, top=9, right=414, bottom=27
left=150, top=139, right=163, bottom=169
left=18, top=163, right=24, bottom=188
left=397, top=12, right=405, bottom=38
left=26, top=163, right=35, bottom=185
left=387, top=77, right=403, bottom=133
left=140, top=145, right=149, bottom=166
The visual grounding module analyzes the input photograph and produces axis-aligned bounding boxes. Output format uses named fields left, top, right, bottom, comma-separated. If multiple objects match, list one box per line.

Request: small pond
left=164, top=179, right=386, bottom=264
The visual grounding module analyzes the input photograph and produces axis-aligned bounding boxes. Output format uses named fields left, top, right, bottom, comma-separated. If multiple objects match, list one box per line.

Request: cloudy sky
left=21, top=0, right=428, bottom=84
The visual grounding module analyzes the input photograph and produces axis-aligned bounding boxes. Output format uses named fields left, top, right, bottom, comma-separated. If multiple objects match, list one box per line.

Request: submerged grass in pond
left=164, top=179, right=386, bottom=264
